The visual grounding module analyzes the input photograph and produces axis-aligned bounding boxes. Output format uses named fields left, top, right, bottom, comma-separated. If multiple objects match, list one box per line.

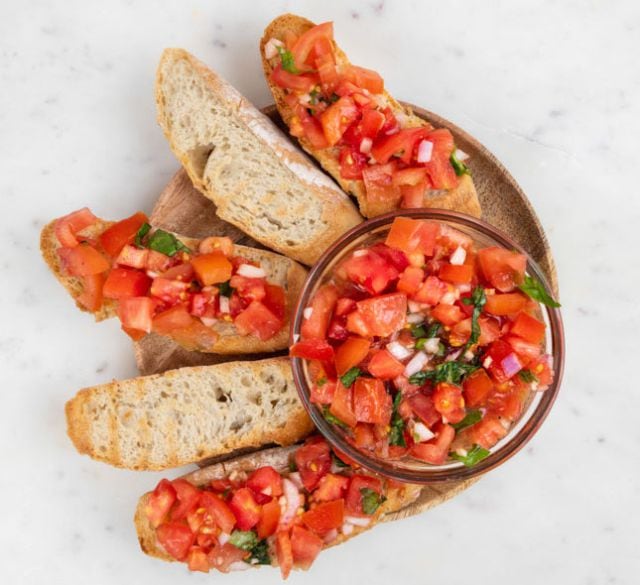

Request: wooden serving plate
left=133, top=103, right=559, bottom=521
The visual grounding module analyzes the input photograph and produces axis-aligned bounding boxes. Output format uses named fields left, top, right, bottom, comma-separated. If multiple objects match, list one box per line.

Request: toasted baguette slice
left=134, top=444, right=423, bottom=570
left=155, top=48, right=363, bottom=266
left=65, top=357, right=313, bottom=471
left=40, top=219, right=307, bottom=354
left=260, top=14, right=481, bottom=219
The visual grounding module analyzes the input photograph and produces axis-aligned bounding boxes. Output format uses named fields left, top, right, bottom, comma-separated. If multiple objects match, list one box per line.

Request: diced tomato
left=291, top=21, right=334, bottom=70
left=55, top=207, right=99, bottom=248
left=152, top=304, right=194, bottom=334
left=190, top=290, right=217, bottom=319
left=145, top=250, right=173, bottom=272
left=117, top=297, right=154, bottom=333
left=488, top=384, right=526, bottom=421
left=477, top=247, right=527, bottom=292
left=291, top=341, right=335, bottom=362
left=247, top=466, right=283, bottom=499
left=170, top=479, right=201, bottom=521
left=255, top=498, right=280, bottom=539
left=229, top=487, right=261, bottom=531
left=145, top=479, right=176, bottom=528
left=347, top=292, right=407, bottom=337
left=310, top=379, right=337, bottom=405
left=320, top=96, right=359, bottom=146
left=484, top=292, right=527, bottom=316
left=362, top=162, right=401, bottom=206
left=385, top=217, right=439, bottom=256
left=316, top=49, right=338, bottom=90
left=191, top=251, right=232, bottom=286
left=77, top=273, right=105, bottom=311
left=408, top=394, right=440, bottom=427
left=313, top=473, right=349, bottom=502
left=275, top=530, right=294, bottom=579
left=271, top=64, right=318, bottom=92
left=439, top=263, right=474, bottom=284
left=199, top=491, right=236, bottom=534
left=98, top=211, right=148, bottom=257
left=103, top=267, right=151, bottom=299
left=263, top=284, right=286, bottom=320
left=468, top=414, right=507, bottom=449
left=392, top=167, right=427, bottom=187
left=329, top=381, right=357, bottom=428
left=529, top=356, right=554, bottom=389
left=295, top=439, right=332, bottom=491
left=198, top=236, right=234, bottom=256
left=505, top=335, right=542, bottom=361
left=413, top=276, right=446, bottom=305
left=150, top=278, right=189, bottom=303
left=353, top=422, right=376, bottom=449
left=371, top=127, right=429, bottom=165
left=353, top=377, right=392, bottom=425
left=58, top=244, right=110, bottom=276
left=116, top=244, right=148, bottom=269
left=158, top=262, right=193, bottom=282
left=229, top=275, right=266, bottom=302
left=463, top=369, right=494, bottom=407
left=367, top=349, right=405, bottom=379
left=484, top=340, right=525, bottom=383
left=334, top=336, right=370, bottom=375
left=511, top=312, right=546, bottom=344
left=421, top=129, right=459, bottom=189
left=295, top=104, right=329, bottom=149
left=449, top=316, right=501, bottom=347
left=410, top=424, right=455, bottom=464
left=301, top=284, right=338, bottom=340
left=345, top=475, right=383, bottom=515
left=302, top=499, right=345, bottom=535
left=234, top=301, right=283, bottom=341
left=207, top=543, right=249, bottom=573
left=343, top=64, right=384, bottom=94
left=360, top=109, right=386, bottom=138
left=156, top=523, right=195, bottom=561
left=339, top=248, right=400, bottom=295
left=397, top=266, right=424, bottom=295
left=187, top=547, right=209, bottom=573
left=431, top=303, right=465, bottom=326
left=432, top=382, right=466, bottom=424
left=339, top=147, right=368, bottom=180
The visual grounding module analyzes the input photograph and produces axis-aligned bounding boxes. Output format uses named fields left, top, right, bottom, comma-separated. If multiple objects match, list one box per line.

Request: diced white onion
left=500, top=418, right=511, bottom=430
left=236, top=264, right=266, bottom=278
left=353, top=249, right=368, bottom=257
left=341, top=523, right=354, bottom=535
left=298, top=93, right=312, bottom=105
left=445, top=348, right=463, bottom=362
left=293, top=333, right=300, bottom=343
left=303, top=307, right=313, bottom=320
left=360, top=137, right=373, bottom=154
left=288, top=472, right=303, bottom=490
left=531, top=382, right=539, bottom=391
left=410, top=420, right=435, bottom=442
left=387, top=341, right=414, bottom=361
left=404, top=351, right=429, bottom=377
left=454, top=448, right=468, bottom=457
left=424, top=337, right=441, bottom=354
left=406, top=313, right=424, bottom=324
left=345, top=516, right=372, bottom=527
left=449, top=246, right=466, bottom=265
left=417, top=140, right=434, bottom=163
left=395, top=112, right=409, bottom=126
left=218, top=532, right=231, bottom=545
left=279, top=479, right=303, bottom=527
left=219, top=295, right=230, bottom=314
left=457, top=283, right=472, bottom=293
left=229, top=561, right=250, bottom=572
left=146, top=271, right=159, bottom=278
left=441, top=291, right=457, bottom=305
left=464, top=349, right=475, bottom=361
left=455, top=148, right=470, bottom=161
left=264, top=37, right=284, bottom=59
left=408, top=300, right=427, bottom=313
left=483, top=356, right=493, bottom=368
left=323, top=528, right=339, bottom=543
left=201, top=317, right=217, bottom=327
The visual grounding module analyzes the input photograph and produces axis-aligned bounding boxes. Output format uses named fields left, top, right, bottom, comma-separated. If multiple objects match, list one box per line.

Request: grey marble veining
left=1, top=1, right=638, bottom=583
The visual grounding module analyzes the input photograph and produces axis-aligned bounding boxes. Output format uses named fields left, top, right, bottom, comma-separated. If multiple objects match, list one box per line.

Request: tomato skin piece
left=410, top=424, right=455, bottom=464
left=484, top=292, right=527, bottom=316
left=145, top=479, right=176, bottom=528
left=345, top=475, right=383, bottom=516
left=55, top=207, right=99, bottom=248
left=156, top=522, right=195, bottom=561
left=334, top=336, right=371, bottom=376
left=353, top=377, right=392, bottom=425
left=276, top=530, right=294, bottom=579
left=234, top=301, right=283, bottom=341
left=117, top=297, right=154, bottom=333
left=58, top=244, right=110, bottom=276
left=229, top=487, right=262, bottom=531
left=77, top=273, right=105, bottom=311
left=432, top=382, right=466, bottom=424
left=463, top=369, right=494, bottom=407
left=295, top=439, right=332, bottom=491
left=348, top=292, right=407, bottom=338
left=99, top=211, right=148, bottom=257
left=247, top=466, right=283, bottom=499
left=477, top=247, right=527, bottom=292
left=199, top=491, right=236, bottom=534
left=313, top=473, right=350, bottom=502
left=367, top=349, right=405, bottom=380
left=103, top=267, right=151, bottom=299
left=510, top=312, right=546, bottom=344
left=439, top=263, right=474, bottom=284
left=302, top=499, right=345, bottom=535
left=431, top=303, right=465, bottom=326
left=301, top=284, right=338, bottom=340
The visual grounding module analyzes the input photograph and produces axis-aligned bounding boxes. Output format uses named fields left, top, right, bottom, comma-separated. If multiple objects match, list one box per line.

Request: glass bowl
left=290, top=209, right=564, bottom=484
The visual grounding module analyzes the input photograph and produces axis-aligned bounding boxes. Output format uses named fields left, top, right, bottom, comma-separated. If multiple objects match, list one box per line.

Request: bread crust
left=40, top=219, right=307, bottom=353
left=134, top=445, right=423, bottom=566
left=155, top=48, right=363, bottom=266
left=260, top=14, right=481, bottom=219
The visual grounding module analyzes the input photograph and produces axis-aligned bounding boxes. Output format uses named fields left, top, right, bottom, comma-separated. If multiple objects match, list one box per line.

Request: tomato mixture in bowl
left=290, top=210, right=564, bottom=483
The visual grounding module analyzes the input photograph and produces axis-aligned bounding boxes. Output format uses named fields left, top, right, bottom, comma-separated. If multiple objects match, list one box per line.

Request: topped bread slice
left=155, top=48, right=363, bottom=266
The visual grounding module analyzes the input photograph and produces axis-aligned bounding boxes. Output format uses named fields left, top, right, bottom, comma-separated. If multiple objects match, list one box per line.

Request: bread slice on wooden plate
left=65, top=357, right=313, bottom=471
left=40, top=218, right=307, bottom=354
left=134, top=443, right=423, bottom=575
left=155, top=48, right=363, bottom=266
left=260, top=14, right=481, bottom=219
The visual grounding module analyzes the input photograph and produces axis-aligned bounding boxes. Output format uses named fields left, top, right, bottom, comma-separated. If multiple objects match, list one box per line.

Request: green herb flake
left=450, top=149, right=470, bottom=176
left=466, top=287, right=487, bottom=348
left=288, top=459, right=298, bottom=472
left=450, top=444, right=491, bottom=467
left=147, top=229, right=191, bottom=257
left=316, top=377, right=327, bottom=387
left=388, top=392, right=406, bottom=447
left=409, top=361, right=478, bottom=386
left=309, top=88, right=320, bottom=105
left=360, top=488, right=386, bottom=515
left=331, top=452, right=349, bottom=468
left=518, top=369, right=538, bottom=383
left=323, top=406, right=348, bottom=429
left=276, top=46, right=299, bottom=74
left=519, top=275, right=561, bottom=308
left=340, top=367, right=361, bottom=388
left=218, top=280, right=234, bottom=297
left=452, top=409, right=483, bottom=432
left=410, top=324, right=427, bottom=338
left=247, top=539, right=270, bottom=565
left=436, top=342, right=446, bottom=357
left=415, top=337, right=427, bottom=351
left=229, top=530, right=258, bottom=551
left=329, top=92, right=340, bottom=103
left=426, top=323, right=441, bottom=338
left=134, top=222, right=151, bottom=248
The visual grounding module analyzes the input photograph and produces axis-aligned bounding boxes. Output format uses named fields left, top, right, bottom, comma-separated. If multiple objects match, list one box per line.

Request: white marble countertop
left=2, top=1, right=638, bottom=583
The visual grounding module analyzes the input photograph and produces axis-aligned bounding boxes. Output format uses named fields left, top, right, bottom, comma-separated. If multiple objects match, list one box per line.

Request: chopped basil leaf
left=316, top=377, right=327, bottom=387
left=229, top=530, right=258, bottom=551
left=147, top=229, right=191, bottom=257
left=288, top=459, right=298, bottom=472
left=247, top=539, right=270, bottom=565
left=329, top=92, right=340, bottom=103
left=410, top=324, right=427, bottom=338
left=218, top=280, right=234, bottom=297
left=415, top=337, right=427, bottom=351
left=450, top=444, right=491, bottom=467
left=331, top=452, right=349, bottom=468
left=466, top=287, right=487, bottom=348
left=360, top=488, right=386, bottom=515
left=452, top=409, right=483, bottom=431
left=409, top=361, right=478, bottom=386
left=389, top=392, right=406, bottom=447
left=309, top=88, right=320, bottom=105
left=519, top=275, right=561, bottom=308
left=276, top=46, right=299, bottom=74
left=134, top=222, right=151, bottom=248
left=450, top=150, right=470, bottom=176
left=340, top=367, right=361, bottom=387
left=426, top=323, right=441, bottom=338
left=323, top=406, right=348, bottom=429
left=436, top=342, right=446, bottom=357
left=518, top=369, right=538, bottom=383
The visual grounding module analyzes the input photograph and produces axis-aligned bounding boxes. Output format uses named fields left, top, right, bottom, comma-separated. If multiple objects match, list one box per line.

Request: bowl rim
left=290, top=209, right=565, bottom=484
